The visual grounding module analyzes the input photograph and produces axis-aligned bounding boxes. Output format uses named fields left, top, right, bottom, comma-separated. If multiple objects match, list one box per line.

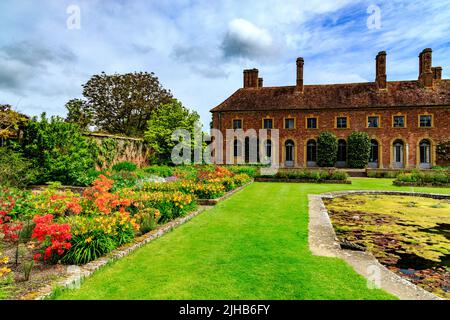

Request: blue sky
left=1, top=0, right=449, bottom=127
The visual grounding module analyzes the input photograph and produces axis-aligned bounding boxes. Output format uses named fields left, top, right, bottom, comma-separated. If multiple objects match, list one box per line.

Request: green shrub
left=0, top=148, right=37, bottom=188
left=112, top=161, right=137, bottom=172
left=21, top=114, right=97, bottom=186
left=367, top=170, right=400, bottom=178
left=226, top=166, right=259, bottom=177
left=347, top=132, right=371, bottom=168
left=395, top=170, right=449, bottom=185
left=143, top=165, right=174, bottom=177
left=110, top=171, right=139, bottom=191
left=62, top=233, right=116, bottom=265
left=317, top=132, right=338, bottom=167
left=76, top=168, right=103, bottom=186
left=331, top=170, right=348, bottom=181
left=271, top=169, right=347, bottom=181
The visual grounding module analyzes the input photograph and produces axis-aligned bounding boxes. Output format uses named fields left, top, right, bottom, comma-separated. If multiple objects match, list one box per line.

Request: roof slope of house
left=210, top=79, right=450, bottom=112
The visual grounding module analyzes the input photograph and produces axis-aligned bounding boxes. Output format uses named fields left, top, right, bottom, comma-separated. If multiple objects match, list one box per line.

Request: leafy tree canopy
left=65, top=98, right=93, bottom=131
left=145, top=99, right=200, bottom=164
left=81, top=72, right=173, bottom=137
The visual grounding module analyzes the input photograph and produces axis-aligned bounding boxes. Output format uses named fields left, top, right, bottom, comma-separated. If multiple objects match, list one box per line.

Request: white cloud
left=222, top=18, right=277, bottom=59
left=0, top=0, right=449, bottom=128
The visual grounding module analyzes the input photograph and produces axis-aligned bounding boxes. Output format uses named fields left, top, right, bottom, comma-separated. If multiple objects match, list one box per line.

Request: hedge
left=317, top=132, right=338, bottom=167
left=347, top=132, right=371, bottom=168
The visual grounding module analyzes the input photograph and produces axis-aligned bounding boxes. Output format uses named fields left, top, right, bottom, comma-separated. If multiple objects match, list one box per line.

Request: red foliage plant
left=32, top=214, right=72, bottom=262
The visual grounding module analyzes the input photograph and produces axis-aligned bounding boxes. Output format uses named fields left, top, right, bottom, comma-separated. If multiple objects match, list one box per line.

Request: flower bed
left=0, top=165, right=251, bottom=299
left=255, top=169, right=350, bottom=183
left=394, top=169, right=450, bottom=187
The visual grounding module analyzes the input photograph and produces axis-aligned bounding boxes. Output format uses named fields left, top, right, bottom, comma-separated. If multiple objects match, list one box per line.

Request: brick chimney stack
left=258, top=78, right=263, bottom=88
left=375, top=51, right=387, bottom=90
left=419, top=48, right=433, bottom=88
left=432, top=67, right=442, bottom=80
left=296, top=57, right=304, bottom=92
left=243, top=68, right=259, bottom=88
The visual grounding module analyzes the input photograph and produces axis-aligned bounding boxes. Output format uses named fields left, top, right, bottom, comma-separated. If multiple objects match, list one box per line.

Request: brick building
left=210, top=49, right=450, bottom=169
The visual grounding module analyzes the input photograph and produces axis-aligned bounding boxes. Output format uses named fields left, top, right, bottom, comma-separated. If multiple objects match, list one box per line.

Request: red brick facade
left=211, top=49, right=450, bottom=169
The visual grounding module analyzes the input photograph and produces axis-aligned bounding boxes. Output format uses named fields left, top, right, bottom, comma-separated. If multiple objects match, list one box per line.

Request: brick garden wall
left=86, top=133, right=151, bottom=170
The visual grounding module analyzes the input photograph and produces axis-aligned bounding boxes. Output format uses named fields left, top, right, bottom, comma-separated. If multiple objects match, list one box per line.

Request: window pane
left=337, top=117, right=347, bottom=128
left=285, top=118, right=295, bottom=129
left=307, top=118, right=317, bottom=129
left=368, top=116, right=379, bottom=128
left=393, top=116, right=405, bottom=127
left=263, top=119, right=272, bottom=129
left=420, top=115, right=432, bottom=127
left=233, top=120, right=242, bottom=129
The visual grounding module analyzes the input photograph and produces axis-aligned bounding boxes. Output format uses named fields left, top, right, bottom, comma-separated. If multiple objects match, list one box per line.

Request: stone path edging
left=308, top=190, right=449, bottom=300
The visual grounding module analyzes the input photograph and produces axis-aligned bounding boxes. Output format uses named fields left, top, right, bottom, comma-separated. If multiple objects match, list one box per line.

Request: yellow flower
left=0, top=267, right=11, bottom=276
left=85, top=237, right=93, bottom=243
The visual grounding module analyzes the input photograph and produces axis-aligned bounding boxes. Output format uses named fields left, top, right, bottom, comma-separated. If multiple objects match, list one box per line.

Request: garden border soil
left=31, top=182, right=252, bottom=300
left=308, top=190, right=450, bottom=300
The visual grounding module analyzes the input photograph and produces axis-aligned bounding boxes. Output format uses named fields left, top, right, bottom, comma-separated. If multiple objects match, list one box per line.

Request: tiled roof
left=211, top=80, right=450, bottom=112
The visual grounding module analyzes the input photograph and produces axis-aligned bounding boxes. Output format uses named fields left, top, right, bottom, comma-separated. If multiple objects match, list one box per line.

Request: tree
left=0, top=104, right=28, bottom=145
left=82, top=72, right=173, bottom=137
left=145, top=99, right=200, bottom=164
left=65, top=99, right=93, bottom=131
left=317, top=131, right=338, bottom=167
left=21, top=114, right=97, bottom=186
left=347, top=131, right=371, bottom=168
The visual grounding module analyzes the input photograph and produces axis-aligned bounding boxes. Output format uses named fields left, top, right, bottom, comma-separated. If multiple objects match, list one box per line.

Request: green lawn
left=54, top=178, right=450, bottom=300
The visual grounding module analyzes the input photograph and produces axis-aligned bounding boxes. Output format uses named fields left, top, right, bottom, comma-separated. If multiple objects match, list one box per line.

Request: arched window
left=393, top=139, right=404, bottom=168
left=419, top=139, right=431, bottom=165
left=244, top=137, right=250, bottom=163
left=285, top=140, right=295, bottom=166
left=337, top=139, right=347, bottom=162
left=264, top=139, right=272, bottom=159
left=307, top=140, right=317, bottom=162
left=369, top=139, right=379, bottom=163
left=233, top=139, right=242, bottom=157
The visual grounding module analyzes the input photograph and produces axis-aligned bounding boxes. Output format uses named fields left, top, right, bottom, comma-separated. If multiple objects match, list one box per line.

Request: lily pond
left=324, top=194, right=450, bottom=299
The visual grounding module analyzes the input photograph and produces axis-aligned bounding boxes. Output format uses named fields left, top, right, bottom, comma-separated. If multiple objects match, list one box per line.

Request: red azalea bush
left=32, top=214, right=72, bottom=262
left=197, top=166, right=234, bottom=181
left=82, top=174, right=133, bottom=215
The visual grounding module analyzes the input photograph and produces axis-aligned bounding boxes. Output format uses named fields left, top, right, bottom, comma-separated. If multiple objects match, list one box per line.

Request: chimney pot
left=258, top=78, right=263, bottom=88
left=432, top=66, right=442, bottom=80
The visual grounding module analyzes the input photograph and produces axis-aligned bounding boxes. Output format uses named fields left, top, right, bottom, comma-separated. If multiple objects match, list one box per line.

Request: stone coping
left=308, top=190, right=449, bottom=300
